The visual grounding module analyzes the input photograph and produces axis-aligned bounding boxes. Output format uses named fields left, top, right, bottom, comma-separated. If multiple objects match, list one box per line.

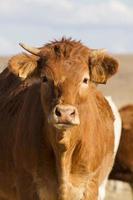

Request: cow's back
left=0, top=68, right=42, bottom=199
left=119, top=105, right=133, bottom=170
left=0, top=69, right=24, bottom=198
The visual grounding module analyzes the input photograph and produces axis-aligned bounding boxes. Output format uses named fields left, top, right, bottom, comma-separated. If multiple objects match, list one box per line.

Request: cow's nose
left=54, top=105, right=79, bottom=125
left=55, top=105, right=76, bottom=118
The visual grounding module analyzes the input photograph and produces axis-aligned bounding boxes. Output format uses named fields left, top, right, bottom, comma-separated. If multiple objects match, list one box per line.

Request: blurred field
left=0, top=54, right=133, bottom=199
left=100, top=54, right=133, bottom=108
left=0, top=56, right=9, bottom=72
left=105, top=181, right=133, bottom=200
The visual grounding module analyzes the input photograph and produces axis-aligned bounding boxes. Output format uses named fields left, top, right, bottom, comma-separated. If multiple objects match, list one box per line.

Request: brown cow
left=0, top=38, right=119, bottom=200
left=109, top=105, right=133, bottom=184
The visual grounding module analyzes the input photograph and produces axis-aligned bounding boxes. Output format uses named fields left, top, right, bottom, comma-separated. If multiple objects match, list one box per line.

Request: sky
left=0, top=0, right=133, bottom=55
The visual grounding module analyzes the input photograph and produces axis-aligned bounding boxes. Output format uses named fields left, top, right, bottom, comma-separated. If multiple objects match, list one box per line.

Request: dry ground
left=0, top=54, right=133, bottom=199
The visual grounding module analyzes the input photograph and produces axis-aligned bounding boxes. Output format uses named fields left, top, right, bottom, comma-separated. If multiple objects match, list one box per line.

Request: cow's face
left=39, top=58, right=90, bottom=129
left=9, top=39, right=118, bottom=130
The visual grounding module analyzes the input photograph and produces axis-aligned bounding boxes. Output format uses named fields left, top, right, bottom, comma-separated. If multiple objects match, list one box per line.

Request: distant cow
left=0, top=38, right=121, bottom=200
left=109, top=105, right=133, bottom=184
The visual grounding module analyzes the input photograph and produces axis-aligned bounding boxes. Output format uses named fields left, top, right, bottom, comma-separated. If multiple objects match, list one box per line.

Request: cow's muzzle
left=49, top=104, right=80, bottom=129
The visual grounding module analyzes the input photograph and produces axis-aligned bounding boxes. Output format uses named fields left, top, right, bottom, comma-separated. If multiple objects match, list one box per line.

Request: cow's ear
left=89, top=50, right=118, bottom=84
left=8, top=53, right=39, bottom=80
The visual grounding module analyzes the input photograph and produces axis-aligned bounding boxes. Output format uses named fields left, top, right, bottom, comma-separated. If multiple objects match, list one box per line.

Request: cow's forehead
left=46, top=57, right=88, bottom=69
left=41, top=57, right=89, bottom=82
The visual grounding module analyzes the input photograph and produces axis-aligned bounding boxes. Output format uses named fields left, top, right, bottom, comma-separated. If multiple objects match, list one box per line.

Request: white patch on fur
left=105, top=96, right=122, bottom=156
left=98, top=96, right=122, bottom=200
left=98, top=178, right=107, bottom=200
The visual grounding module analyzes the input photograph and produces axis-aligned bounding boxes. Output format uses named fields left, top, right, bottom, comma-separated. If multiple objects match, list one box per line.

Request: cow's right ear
left=8, top=54, right=39, bottom=80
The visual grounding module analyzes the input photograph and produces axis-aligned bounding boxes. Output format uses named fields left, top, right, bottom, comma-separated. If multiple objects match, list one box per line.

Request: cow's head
left=9, top=38, right=118, bottom=130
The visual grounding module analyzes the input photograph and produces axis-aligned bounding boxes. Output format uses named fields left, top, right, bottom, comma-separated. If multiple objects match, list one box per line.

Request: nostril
left=55, top=107, right=61, bottom=117
left=70, top=110, right=75, bottom=116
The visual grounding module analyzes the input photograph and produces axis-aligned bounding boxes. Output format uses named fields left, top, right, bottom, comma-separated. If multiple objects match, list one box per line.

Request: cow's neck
left=48, top=128, right=79, bottom=199
left=54, top=129, right=77, bottom=173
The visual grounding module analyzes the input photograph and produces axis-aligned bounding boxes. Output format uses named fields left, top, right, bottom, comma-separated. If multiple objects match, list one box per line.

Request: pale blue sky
left=0, top=0, right=133, bottom=55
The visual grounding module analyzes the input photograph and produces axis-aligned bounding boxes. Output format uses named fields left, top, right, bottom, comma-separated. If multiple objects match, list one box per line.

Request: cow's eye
left=41, top=76, right=48, bottom=83
left=83, top=78, right=89, bottom=84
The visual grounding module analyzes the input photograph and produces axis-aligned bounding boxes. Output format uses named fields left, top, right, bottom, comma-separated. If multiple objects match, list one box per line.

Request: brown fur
left=0, top=38, right=118, bottom=200
left=109, top=105, right=133, bottom=183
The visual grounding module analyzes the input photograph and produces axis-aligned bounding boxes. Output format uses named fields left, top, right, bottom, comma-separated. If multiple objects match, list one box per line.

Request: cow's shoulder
left=95, top=91, right=114, bottom=122
left=0, top=67, right=40, bottom=120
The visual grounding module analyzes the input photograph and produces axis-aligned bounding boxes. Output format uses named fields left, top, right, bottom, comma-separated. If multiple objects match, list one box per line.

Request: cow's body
left=0, top=38, right=119, bottom=200
left=109, top=105, right=133, bottom=183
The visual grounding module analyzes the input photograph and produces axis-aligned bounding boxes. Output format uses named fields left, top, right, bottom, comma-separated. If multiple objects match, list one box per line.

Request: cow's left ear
left=89, top=50, right=119, bottom=84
